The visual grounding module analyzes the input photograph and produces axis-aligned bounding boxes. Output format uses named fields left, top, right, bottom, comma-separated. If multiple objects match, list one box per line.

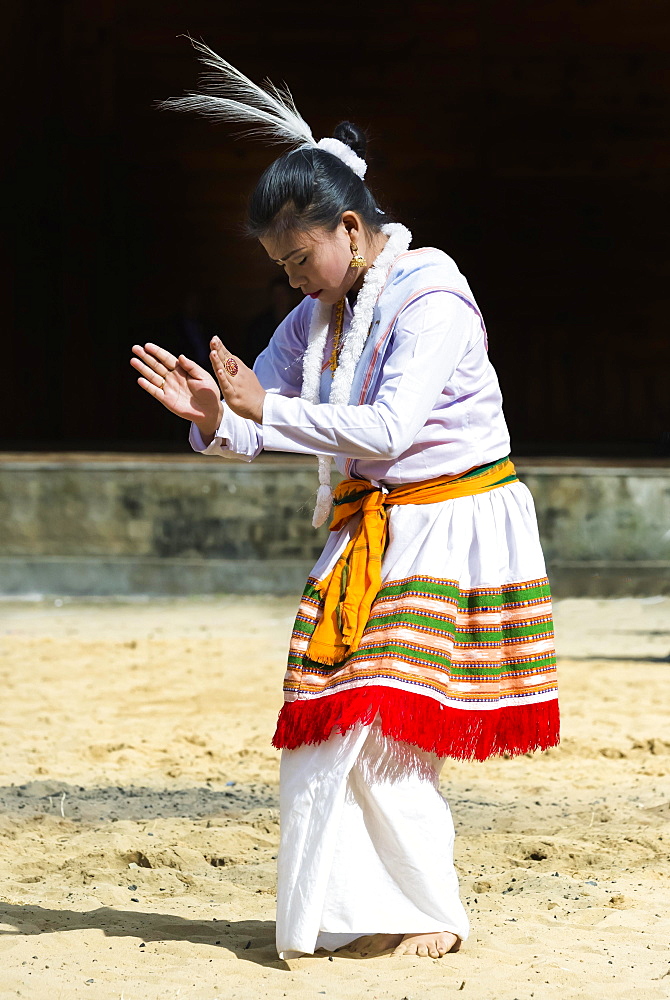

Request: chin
left=321, top=289, right=344, bottom=305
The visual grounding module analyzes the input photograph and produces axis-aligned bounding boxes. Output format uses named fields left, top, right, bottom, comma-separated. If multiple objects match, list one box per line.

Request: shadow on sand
left=0, top=903, right=289, bottom=969
left=0, top=780, right=279, bottom=822
left=566, top=654, right=670, bottom=663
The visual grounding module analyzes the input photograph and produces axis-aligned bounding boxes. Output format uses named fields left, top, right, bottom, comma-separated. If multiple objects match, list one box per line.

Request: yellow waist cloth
left=307, top=457, right=518, bottom=666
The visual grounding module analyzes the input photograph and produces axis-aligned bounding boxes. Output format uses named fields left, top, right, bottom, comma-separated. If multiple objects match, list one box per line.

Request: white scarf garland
left=300, top=222, right=413, bottom=527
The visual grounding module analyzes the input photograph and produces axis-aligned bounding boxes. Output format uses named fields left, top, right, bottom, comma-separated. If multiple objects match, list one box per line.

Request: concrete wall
left=0, top=455, right=668, bottom=597
left=521, top=464, right=670, bottom=596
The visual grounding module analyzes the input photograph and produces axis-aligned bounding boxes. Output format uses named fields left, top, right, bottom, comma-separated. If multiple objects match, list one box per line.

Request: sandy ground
left=0, top=594, right=668, bottom=1000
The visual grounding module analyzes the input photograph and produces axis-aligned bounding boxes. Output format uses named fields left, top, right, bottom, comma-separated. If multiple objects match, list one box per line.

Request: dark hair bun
left=332, top=121, right=367, bottom=161
left=246, top=118, right=393, bottom=239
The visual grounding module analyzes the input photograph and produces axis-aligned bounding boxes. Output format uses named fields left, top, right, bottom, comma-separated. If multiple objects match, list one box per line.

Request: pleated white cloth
left=309, top=479, right=546, bottom=600
left=276, top=718, right=470, bottom=959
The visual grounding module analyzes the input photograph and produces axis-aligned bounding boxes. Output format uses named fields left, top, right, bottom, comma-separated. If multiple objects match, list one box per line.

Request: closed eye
left=276, top=255, right=308, bottom=268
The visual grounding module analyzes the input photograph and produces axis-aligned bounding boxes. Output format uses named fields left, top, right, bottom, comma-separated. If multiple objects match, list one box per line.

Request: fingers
left=210, top=335, right=231, bottom=359
left=210, top=350, right=241, bottom=386
left=132, top=345, right=166, bottom=378
left=132, top=344, right=169, bottom=378
left=177, top=353, right=204, bottom=376
left=130, top=356, right=166, bottom=388
left=210, top=337, right=243, bottom=374
left=211, top=350, right=230, bottom=386
left=144, top=341, right=179, bottom=371
left=133, top=342, right=178, bottom=375
left=136, top=376, right=165, bottom=401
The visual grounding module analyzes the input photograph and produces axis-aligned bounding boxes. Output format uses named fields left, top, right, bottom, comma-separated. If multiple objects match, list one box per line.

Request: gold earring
left=349, top=241, right=367, bottom=268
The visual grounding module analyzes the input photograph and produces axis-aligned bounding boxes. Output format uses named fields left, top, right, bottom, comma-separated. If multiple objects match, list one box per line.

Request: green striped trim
left=292, top=617, right=316, bottom=640
left=289, top=639, right=557, bottom=675
left=366, top=607, right=552, bottom=636
left=459, top=583, right=552, bottom=608
left=453, top=622, right=554, bottom=642
left=297, top=577, right=552, bottom=615
left=295, top=652, right=559, bottom=679
left=302, top=581, right=322, bottom=603
left=377, top=578, right=461, bottom=601
left=432, top=654, right=558, bottom=678
left=289, top=574, right=556, bottom=679
left=346, top=642, right=555, bottom=676
left=374, top=577, right=552, bottom=607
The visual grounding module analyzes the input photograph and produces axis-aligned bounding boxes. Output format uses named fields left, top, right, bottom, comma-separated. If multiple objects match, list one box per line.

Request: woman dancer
left=131, top=41, right=559, bottom=961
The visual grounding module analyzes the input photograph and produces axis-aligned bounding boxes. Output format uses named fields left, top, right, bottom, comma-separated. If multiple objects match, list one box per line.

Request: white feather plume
left=159, top=37, right=315, bottom=150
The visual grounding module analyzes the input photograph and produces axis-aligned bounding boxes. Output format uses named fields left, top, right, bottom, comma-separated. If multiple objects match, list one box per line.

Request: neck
left=348, top=230, right=390, bottom=298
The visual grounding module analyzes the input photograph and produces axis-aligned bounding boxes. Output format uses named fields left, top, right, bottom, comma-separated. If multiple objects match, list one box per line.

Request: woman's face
left=259, top=216, right=362, bottom=307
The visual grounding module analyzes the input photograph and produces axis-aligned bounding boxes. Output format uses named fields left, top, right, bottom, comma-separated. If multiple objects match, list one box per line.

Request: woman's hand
left=130, top=343, right=223, bottom=437
left=210, top=337, right=266, bottom=423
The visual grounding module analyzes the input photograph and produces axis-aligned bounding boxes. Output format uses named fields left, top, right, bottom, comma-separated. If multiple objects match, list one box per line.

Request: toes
left=355, top=933, right=459, bottom=959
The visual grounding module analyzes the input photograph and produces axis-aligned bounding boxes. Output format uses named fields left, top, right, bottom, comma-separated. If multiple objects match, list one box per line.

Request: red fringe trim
left=272, top=686, right=560, bottom=761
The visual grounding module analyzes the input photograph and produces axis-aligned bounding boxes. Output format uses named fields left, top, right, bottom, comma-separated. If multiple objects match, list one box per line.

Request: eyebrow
left=271, top=246, right=307, bottom=263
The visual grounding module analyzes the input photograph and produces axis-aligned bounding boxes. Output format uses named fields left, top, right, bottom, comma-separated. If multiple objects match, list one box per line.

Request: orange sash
left=307, top=457, right=518, bottom=666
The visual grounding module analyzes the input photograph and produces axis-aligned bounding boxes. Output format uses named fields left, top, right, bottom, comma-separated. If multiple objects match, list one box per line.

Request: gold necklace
left=328, top=297, right=346, bottom=373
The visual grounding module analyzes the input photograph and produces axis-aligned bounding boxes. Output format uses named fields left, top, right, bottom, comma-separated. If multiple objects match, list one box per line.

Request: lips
left=308, top=290, right=322, bottom=299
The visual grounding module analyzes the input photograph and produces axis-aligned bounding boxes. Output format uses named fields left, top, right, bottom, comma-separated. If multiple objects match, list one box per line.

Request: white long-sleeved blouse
left=189, top=248, right=510, bottom=486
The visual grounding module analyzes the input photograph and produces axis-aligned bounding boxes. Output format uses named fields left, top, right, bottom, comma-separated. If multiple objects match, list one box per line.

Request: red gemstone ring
left=223, top=356, right=238, bottom=377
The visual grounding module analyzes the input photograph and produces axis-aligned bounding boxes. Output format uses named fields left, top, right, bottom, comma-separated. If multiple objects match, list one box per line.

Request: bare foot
left=338, top=933, right=404, bottom=956
left=392, top=931, right=460, bottom=958
left=339, top=931, right=460, bottom=958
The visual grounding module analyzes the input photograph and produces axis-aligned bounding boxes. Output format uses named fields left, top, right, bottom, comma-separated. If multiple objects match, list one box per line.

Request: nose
left=283, top=261, right=305, bottom=290
left=286, top=269, right=305, bottom=289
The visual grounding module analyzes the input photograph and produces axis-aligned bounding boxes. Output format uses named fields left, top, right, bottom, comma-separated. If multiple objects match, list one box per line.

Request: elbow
left=373, top=412, right=414, bottom=461
left=377, top=440, right=406, bottom=462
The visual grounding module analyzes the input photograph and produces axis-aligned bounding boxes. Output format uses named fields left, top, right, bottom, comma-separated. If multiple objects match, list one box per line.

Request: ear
left=341, top=211, right=362, bottom=243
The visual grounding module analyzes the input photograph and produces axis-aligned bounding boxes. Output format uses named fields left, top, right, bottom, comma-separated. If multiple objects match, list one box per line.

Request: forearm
left=193, top=400, right=224, bottom=446
left=262, top=394, right=408, bottom=460
left=190, top=399, right=264, bottom=461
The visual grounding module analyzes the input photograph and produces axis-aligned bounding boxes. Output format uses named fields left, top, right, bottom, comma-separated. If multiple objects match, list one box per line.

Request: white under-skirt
left=275, top=717, right=470, bottom=959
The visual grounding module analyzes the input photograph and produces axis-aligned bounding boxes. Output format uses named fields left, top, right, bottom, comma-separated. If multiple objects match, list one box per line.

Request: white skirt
left=275, top=481, right=559, bottom=761
left=275, top=718, right=470, bottom=959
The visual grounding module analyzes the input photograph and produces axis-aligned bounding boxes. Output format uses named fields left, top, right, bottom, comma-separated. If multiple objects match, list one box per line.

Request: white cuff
left=189, top=402, right=263, bottom=462
left=189, top=406, right=230, bottom=456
